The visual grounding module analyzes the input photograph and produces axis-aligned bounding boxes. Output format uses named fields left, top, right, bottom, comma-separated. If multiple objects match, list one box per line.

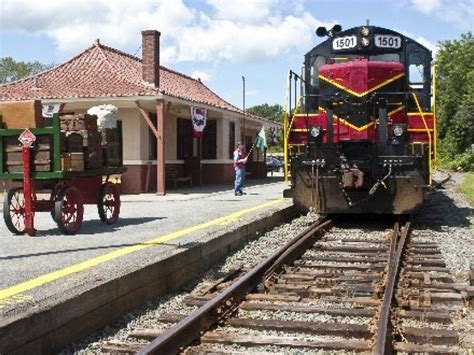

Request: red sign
left=18, top=129, right=36, bottom=147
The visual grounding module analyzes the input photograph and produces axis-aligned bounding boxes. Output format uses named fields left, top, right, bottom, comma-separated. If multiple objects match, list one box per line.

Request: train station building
left=0, top=30, right=278, bottom=195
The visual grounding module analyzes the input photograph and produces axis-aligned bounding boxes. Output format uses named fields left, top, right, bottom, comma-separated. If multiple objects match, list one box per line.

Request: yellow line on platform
left=0, top=198, right=284, bottom=302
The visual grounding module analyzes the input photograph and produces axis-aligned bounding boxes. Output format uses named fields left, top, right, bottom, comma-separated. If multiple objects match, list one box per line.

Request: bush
left=440, top=151, right=474, bottom=172
left=457, top=173, right=474, bottom=205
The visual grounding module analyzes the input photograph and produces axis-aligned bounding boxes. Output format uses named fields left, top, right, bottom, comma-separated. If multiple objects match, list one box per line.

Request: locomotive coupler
left=341, top=166, right=364, bottom=189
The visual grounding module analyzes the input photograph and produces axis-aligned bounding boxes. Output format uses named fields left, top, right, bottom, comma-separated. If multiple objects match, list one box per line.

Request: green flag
left=255, top=126, right=267, bottom=150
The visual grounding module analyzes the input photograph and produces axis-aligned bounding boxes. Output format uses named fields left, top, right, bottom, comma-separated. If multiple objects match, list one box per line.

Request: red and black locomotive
left=285, top=24, right=435, bottom=214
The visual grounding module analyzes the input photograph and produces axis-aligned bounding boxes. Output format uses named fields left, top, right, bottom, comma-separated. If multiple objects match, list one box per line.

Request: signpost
left=19, top=129, right=36, bottom=236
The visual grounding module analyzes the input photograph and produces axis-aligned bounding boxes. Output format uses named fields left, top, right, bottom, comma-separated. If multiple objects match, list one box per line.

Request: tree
left=247, top=103, right=285, bottom=152
left=247, top=103, right=284, bottom=122
left=0, top=57, right=54, bottom=83
left=435, top=32, right=474, bottom=167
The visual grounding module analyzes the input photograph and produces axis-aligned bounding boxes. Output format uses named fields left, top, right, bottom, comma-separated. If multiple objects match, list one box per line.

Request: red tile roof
left=0, top=42, right=243, bottom=114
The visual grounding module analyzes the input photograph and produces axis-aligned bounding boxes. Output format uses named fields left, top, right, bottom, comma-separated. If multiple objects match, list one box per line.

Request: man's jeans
left=234, top=167, right=245, bottom=193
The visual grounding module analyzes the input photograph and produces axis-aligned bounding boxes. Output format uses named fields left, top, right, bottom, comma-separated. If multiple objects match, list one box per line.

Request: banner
left=191, top=106, right=207, bottom=137
left=42, top=103, right=64, bottom=118
left=270, top=127, right=278, bottom=146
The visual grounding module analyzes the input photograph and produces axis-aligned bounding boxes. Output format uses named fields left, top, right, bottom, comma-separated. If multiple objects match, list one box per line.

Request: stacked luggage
left=60, top=111, right=122, bottom=171
left=0, top=100, right=122, bottom=173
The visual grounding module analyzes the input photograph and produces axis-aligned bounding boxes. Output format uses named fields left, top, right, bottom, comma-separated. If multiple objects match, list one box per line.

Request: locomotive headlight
left=310, top=126, right=321, bottom=138
left=361, top=27, right=370, bottom=36
left=392, top=125, right=405, bottom=137
left=361, top=37, right=370, bottom=47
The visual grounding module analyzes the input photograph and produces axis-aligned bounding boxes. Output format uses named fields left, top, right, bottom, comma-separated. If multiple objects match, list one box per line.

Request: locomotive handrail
left=411, top=92, right=433, bottom=185
left=286, top=95, right=304, bottom=140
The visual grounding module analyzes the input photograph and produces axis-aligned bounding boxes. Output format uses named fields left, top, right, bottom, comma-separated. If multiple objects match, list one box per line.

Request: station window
left=202, top=120, right=217, bottom=159
left=228, top=121, right=235, bottom=159
left=177, top=118, right=193, bottom=160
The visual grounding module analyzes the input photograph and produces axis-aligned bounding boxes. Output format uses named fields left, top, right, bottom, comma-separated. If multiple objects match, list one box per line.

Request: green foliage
left=248, top=103, right=285, bottom=152
left=0, top=57, right=54, bottom=83
left=435, top=32, right=474, bottom=169
left=457, top=173, right=474, bottom=205
left=247, top=103, right=284, bottom=122
left=440, top=151, right=474, bottom=171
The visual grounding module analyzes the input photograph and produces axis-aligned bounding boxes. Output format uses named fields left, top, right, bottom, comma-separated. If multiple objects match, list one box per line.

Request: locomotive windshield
left=369, top=53, right=400, bottom=62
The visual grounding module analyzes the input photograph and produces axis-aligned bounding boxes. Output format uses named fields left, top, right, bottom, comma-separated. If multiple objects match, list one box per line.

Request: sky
left=0, top=0, right=473, bottom=109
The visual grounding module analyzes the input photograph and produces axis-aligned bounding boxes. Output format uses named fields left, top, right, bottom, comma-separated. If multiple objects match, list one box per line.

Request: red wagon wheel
left=3, top=187, right=26, bottom=235
left=97, top=182, right=120, bottom=224
left=54, top=186, right=84, bottom=235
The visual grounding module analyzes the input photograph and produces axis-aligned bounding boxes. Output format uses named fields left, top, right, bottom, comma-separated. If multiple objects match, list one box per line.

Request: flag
left=270, top=127, right=278, bottom=146
left=191, top=106, right=207, bottom=137
left=255, top=126, right=267, bottom=150
left=42, top=103, right=64, bottom=118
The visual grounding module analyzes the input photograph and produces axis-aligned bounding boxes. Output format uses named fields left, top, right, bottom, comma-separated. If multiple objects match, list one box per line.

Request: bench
left=166, top=165, right=192, bottom=189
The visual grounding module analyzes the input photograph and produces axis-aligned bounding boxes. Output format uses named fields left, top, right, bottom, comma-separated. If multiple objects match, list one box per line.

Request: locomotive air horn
left=316, top=27, right=327, bottom=37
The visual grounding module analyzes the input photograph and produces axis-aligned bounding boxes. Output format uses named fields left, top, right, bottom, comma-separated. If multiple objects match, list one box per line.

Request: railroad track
left=100, top=216, right=469, bottom=354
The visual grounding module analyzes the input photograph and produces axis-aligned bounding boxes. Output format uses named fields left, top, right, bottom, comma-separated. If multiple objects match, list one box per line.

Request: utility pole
left=242, top=75, right=246, bottom=144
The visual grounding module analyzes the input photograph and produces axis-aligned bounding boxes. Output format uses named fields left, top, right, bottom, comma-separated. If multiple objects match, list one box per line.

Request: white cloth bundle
left=87, top=104, right=118, bottom=129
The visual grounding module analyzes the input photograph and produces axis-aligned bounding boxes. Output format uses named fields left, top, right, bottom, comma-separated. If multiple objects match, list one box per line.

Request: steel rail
left=138, top=215, right=336, bottom=355
left=373, top=217, right=411, bottom=354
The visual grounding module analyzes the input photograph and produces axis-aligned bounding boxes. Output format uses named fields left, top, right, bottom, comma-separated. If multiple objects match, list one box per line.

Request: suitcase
left=61, top=152, right=84, bottom=171
left=4, top=136, right=52, bottom=172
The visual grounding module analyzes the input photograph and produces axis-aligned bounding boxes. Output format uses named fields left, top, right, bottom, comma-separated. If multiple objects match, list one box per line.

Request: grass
left=457, top=172, right=474, bottom=206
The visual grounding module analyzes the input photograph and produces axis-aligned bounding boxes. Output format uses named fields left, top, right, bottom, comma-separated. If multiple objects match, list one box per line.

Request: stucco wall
left=166, top=113, right=177, bottom=160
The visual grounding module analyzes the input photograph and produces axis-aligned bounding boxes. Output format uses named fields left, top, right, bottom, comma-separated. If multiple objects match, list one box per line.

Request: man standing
left=233, top=142, right=247, bottom=196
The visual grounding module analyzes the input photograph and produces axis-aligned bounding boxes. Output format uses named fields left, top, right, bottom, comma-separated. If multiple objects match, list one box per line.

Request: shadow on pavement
left=40, top=216, right=164, bottom=237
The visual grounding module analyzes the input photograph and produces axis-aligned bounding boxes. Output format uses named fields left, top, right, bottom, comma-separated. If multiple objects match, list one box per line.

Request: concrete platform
left=0, top=175, right=295, bottom=353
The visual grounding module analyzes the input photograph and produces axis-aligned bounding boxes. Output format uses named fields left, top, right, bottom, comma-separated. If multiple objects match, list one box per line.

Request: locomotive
left=285, top=24, right=436, bottom=214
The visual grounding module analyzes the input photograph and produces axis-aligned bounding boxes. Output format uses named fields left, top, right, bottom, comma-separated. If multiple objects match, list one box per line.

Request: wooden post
left=156, top=99, right=167, bottom=195
left=135, top=100, right=169, bottom=195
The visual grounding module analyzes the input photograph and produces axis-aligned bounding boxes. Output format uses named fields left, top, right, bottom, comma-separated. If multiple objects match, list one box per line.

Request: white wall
left=165, top=113, right=177, bottom=160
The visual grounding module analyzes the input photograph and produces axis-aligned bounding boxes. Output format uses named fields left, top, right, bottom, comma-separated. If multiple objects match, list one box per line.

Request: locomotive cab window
left=408, top=52, right=425, bottom=84
left=310, top=55, right=326, bottom=87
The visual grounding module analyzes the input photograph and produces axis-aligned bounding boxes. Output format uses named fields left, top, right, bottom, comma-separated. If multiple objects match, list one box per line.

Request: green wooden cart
left=0, top=113, right=124, bottom=236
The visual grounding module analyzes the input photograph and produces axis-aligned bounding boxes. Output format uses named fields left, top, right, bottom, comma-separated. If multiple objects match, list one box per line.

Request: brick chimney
left=141, top=30, right=160, bottom=87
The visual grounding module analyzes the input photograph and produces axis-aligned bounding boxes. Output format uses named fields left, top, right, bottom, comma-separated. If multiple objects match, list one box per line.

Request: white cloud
left=0, top=0, right=334, bottom=65
left=206, top=0, right=276, bottom=24
left=409, top=0, right=474, bottom=30
left=191, top=70, right=214, bottom=83
left=172, top=12, right=333, bottom=63
left=410, top=0, right=441, bottom=14
left=414, top=35, right=439, bottom=56
left=1, top=0, right=196, bottom=59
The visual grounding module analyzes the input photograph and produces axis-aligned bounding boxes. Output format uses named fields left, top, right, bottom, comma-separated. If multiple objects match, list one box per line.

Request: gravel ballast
left=62, top=172, right=474, bottom=354
left=61, top=213, right=320, bottom=354
left=416, top=172, right=474, bottom=284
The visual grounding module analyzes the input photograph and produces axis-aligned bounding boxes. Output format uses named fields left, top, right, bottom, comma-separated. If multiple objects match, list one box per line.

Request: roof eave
left=41, top=94, right=277, bottom=127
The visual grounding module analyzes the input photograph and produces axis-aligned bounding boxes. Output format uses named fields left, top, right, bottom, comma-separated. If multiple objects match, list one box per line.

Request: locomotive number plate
left=374, top=35, right=402, bottom=49
left=332, top=35, right=357, bottom=50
